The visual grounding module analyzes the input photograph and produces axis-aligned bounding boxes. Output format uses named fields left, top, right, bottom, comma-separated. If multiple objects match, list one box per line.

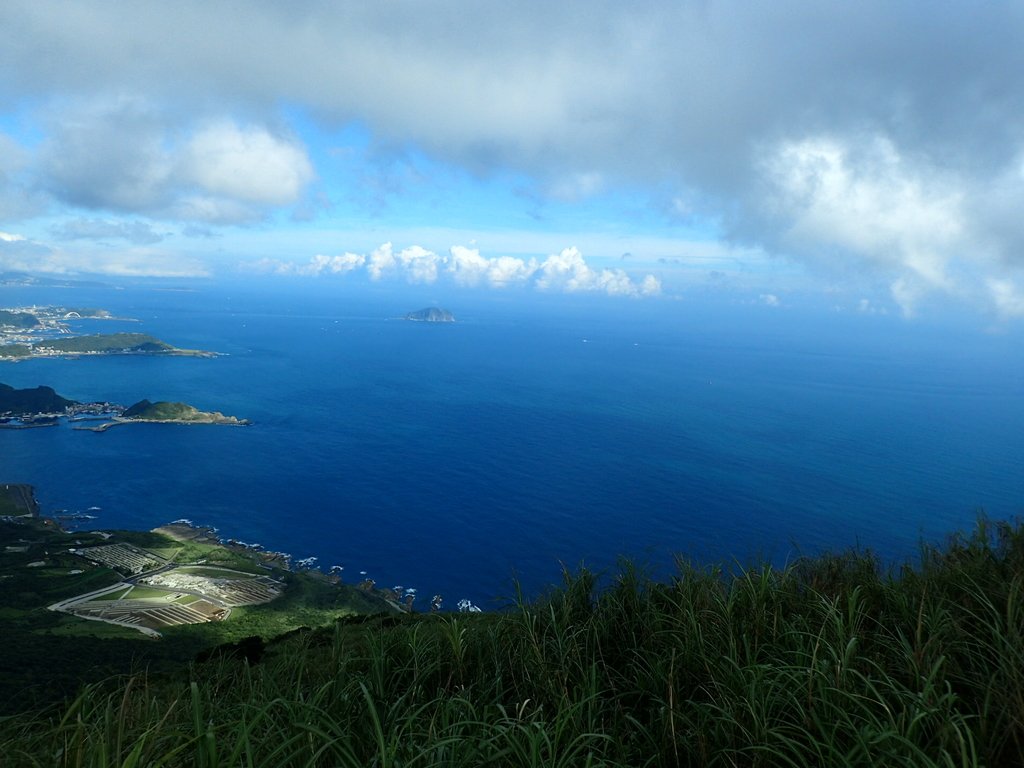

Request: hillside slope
left=1, top=517, right=1021, bottom=766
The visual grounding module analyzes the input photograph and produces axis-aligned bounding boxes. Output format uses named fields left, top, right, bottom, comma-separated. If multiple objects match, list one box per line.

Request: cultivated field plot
left=73, top=543, right=165, bottom=574
left=64, top=585, right=228, bottom=630
left=141, top=566, right=282, bottom=606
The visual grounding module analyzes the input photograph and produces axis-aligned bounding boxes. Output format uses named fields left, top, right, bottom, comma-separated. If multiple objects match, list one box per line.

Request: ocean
left=2, top=280, right=1022, bottom=607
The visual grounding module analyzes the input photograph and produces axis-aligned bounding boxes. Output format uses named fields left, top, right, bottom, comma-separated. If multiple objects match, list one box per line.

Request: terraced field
left=50, top=536, right=285, bottom=637
left=141, top=568, right=282, bottom=606
left=73, top=543, right=165, bottom=574
left=69, top=591, right=227, bottom=631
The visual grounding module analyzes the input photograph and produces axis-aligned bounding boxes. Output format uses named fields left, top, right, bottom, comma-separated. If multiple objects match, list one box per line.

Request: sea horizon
left=2, top=279, right=1023, bottom=608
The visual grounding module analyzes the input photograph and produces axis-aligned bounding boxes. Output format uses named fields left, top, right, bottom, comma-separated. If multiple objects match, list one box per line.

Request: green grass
left=0, top=485, right=34, bottom=515
left=176, top=566, right=253, bottom=579
left=90, top=587, right=131, bottom=601
left=123, top=585, right=175, bottom=600
left=45, top=616, right=144, bottom=639
left=144, top=546, right=181, bottom=560
left=2, top=517, right=1023, bottom=766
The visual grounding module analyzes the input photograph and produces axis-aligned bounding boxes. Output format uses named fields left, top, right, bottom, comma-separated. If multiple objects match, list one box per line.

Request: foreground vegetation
left=2, top=518, right=1022, bottom=767
left=0, top=517, right=393, bottom=715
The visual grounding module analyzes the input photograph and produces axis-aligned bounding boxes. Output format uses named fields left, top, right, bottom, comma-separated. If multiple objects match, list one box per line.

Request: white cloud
left=50, top=218, right=163, bottom=245
left=536, top=246, right=653, bottom=297
left=365, top=243, right=444, bottom=283
left=448, top=245, right=537, bottom=288
left=856, top=298, right=887, bottom=315
left=988, top=279, right=1024, bottom=318
left=180, top=121, right=314, bottom=206
left=889, top=277, right=924, bottom=318
left=308, top=252, right=366, bottom=275
left=252, top=252, right=368, bottom=277
left=445, top=244, right=660, bottom=296
left=249, top=243, right=660, bottom=297
left=546, top=172, right=604, bottom=202
left=0, top=132, right=45, bottom=220
left=68, top=247, right=209, bottom=278
left=4, top=5, right=1024, bottom=316
left=759, top=293, right=780, bottom=307
left=640, top=274, right=662, bottom=296
left=0, top=233, right=207, bottom=277
left=489, top=254, right=539, bottom=287
left=30, top=99, right=315, bottom=224
left=447, top=245, right=490, bottom=286
left=366, top=242, right=397, bottom=281
left=394, top=244, right=443, bottom=284
left=759, top=135, right=975, bottom=314
left=171, top=195, right=255, bottom=224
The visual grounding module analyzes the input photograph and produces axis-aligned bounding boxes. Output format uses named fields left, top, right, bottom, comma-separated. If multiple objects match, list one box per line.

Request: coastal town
left=1, top=304, right=216, bottom=361
left=1, top=379, right=249, bottom=430
left=0, top=305, right=120, bottom=342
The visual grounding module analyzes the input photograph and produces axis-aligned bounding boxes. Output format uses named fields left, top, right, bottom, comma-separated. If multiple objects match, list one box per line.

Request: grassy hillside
left=0, top=483, right=38, bottom=515
left=123, top=399, right=197, bottom=419
left=0, top=519, right=395, bottom=717
left=1, top=517, right=1022, bottom=767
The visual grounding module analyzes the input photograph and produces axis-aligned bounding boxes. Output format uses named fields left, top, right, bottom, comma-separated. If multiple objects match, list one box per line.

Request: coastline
left=1, top=348, right=221, bottom=363
left=2, top=487, right=409, bottom=640
left=73, top=416, right=250, bottom=432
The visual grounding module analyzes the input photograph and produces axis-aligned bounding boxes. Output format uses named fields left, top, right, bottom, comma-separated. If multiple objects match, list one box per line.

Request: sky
left=1, top=2, right=1023, bottom=321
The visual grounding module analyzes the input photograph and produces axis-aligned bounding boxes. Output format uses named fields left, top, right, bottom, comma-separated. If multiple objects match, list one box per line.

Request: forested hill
left=33, top=333, right=172, bottom=353
left=122, top=399, right=248, bottom=424
left=0, top=310, right=39, bottom=329
left=0, top=383, right=76, bottom=415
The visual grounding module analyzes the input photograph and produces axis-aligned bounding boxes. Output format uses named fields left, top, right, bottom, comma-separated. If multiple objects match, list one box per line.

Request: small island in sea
left=0, top=382, right=247, bottom=430
left=405, top=306, right=455, bottom=323
left=83, top=399, right=250, bottom=430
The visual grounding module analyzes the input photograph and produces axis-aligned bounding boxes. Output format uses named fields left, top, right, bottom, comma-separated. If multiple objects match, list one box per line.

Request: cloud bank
left=14, top=99, right=315, bottom=224
left=254, top=244, right=661, bottom=298
left=2, top=3, right=1024, bottom=314
left=0, top=230, right=208, bottom=277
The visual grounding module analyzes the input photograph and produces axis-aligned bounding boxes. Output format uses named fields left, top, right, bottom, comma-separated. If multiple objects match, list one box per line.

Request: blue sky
left=2, top=2, right=1024, bottom=322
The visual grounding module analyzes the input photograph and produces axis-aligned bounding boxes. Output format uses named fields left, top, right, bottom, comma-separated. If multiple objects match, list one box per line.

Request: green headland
left=1, top=382, right=247, bottom=428
left=0, top=486, right=398, bottom=716
left=121, top=399, right=248, bottom=424
left=0, top=383, right=76, bottom=415
left=0, top=305, right=217, bottom=360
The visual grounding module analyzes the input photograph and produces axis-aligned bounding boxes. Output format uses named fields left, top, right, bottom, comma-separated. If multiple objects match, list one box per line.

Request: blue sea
left=2, top=280, right=1023, bottom=607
